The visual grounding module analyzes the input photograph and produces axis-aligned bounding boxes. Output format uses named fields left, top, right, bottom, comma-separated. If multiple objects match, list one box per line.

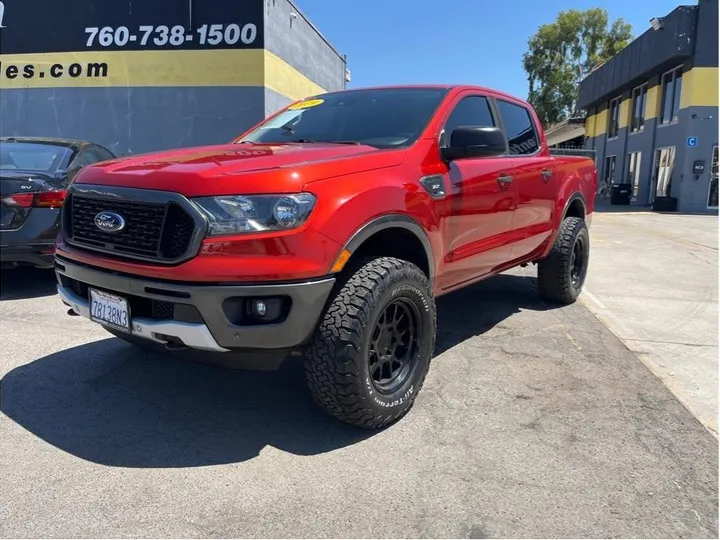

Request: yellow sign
left=288, top=98, right=324, bottom=110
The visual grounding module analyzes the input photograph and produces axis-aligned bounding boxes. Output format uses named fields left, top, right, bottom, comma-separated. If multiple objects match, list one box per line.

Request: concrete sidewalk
left=582, top=209, right=718, bottom=435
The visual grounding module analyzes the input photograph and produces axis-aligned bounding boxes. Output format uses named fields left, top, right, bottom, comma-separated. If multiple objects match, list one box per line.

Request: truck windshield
left=236, top=87, right=450, bottom=149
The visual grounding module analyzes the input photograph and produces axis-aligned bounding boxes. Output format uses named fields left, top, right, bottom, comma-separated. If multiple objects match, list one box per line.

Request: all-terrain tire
left=537, top=216, right=590, bottom=305
left=305, top=256, right=436, bottom=429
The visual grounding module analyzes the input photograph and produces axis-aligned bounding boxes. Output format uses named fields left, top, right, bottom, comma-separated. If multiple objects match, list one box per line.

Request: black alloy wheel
left=368, top=298, right=420, bottom=395
left=305, top=256, right=437, bottom=429
left=570, top=234, right=587, bottom=289
left=537, top=216, right=590, bottom=305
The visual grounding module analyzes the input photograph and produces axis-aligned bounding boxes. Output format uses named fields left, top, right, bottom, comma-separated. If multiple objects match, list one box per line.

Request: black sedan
left=0, top=137, right=116, bottom=269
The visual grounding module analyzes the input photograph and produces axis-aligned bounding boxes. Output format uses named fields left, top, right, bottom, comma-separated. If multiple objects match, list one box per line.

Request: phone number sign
left=84, top=24, right=258, bottom=49
left=0, top=0, right=264, bottom=54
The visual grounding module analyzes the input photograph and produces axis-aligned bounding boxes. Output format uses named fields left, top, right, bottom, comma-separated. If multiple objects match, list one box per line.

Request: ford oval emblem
left=94, top=211, right=126, bottom=233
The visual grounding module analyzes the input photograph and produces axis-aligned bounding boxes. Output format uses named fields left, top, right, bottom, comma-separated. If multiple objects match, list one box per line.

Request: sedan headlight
left=192, top=193, right=317, bottom=236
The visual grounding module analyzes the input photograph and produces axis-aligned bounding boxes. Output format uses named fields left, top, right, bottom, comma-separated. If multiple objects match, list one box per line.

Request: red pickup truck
left=55, top=85, right=597, bottom=429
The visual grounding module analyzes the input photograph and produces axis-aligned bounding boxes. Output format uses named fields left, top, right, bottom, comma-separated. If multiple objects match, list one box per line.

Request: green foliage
left=522, top=8, right=632, bottom=128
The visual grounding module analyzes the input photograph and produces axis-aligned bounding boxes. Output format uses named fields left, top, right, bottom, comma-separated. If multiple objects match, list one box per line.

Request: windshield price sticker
left=288, top=99, right=325, bottom=111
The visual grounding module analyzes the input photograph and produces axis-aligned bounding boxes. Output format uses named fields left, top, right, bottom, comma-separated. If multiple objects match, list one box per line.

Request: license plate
left=89, top=288, right=131, bottom=333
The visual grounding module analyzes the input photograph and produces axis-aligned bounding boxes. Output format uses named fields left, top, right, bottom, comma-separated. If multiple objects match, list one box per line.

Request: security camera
left=290, top=12, right=297, bottom=19
left=650, top=17, right=664, bottom=31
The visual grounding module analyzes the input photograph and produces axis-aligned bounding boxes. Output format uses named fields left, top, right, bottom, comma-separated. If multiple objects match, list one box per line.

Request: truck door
left=494, top=98, right=556, bottom=260
left=435, top=93, right=517, bottom=291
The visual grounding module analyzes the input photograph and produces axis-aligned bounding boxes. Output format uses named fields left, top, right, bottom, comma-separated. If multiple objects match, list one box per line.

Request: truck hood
left=74, top=142, right=406, bottom=197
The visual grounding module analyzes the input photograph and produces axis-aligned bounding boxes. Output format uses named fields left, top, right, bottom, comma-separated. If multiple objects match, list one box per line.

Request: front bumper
left=55, top=256, right=335, bottom=353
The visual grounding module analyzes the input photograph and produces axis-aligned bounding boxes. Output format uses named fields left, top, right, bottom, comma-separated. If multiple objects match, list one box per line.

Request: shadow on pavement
left=0, top=267, right=57, bottom=301
left=435, top=273, right=551, bottom=356
left=0, top=273, right=559, bottom=468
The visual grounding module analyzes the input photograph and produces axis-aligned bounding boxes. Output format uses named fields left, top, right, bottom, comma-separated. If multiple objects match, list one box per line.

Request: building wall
left=581, top=0, right=718, bottom=213
left=673, top=106, right=718, bottom=211
left=263, top=0, right=346, bottom=115
left=0, top=86, right=266, bottom=157
left=0, top=0, right=346, bottom=156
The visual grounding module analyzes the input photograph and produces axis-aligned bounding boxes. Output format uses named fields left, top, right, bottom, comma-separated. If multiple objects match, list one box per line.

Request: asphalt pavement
left=0, top=264, right=717, bottom=538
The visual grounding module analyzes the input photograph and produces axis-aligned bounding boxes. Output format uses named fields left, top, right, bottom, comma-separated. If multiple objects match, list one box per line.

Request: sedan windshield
left=237, top=87, right=450, bottom=149
left=0, top=142, right=69, bottom=173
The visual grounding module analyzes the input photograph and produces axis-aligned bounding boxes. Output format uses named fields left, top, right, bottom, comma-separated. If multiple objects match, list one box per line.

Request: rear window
left=0, top=142, right=69, bottom=172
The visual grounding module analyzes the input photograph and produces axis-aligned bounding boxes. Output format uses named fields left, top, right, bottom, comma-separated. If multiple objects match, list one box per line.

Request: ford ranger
left=55, top=85, right=597, bottom=429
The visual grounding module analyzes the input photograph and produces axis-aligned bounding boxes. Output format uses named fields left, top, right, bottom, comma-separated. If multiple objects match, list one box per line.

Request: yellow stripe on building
left=0, top=50, right=265, bottom=88
left=584, top=112, right=596, bottom=139
left=618, top=96, right=632, bottom=129
left=680, top=67, right=719, bottom=108
left=0, top=49, right=327, bottom=101
left=263, top=50, right=326, bottom=101
left=645, top=84, right=660, bottom=119
left=593, top=107, right=608, bottom=137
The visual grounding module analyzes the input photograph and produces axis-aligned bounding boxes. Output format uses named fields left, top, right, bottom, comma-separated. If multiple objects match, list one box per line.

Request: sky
left=296, top=0, right=688, bottom=99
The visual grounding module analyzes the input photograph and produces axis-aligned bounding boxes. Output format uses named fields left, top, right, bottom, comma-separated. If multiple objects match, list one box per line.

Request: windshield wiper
left=289, top=139, right=363, bottom=145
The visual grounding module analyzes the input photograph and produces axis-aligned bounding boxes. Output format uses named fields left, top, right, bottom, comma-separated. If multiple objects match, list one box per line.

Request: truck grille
left=65, top=194, right=197, bottom=262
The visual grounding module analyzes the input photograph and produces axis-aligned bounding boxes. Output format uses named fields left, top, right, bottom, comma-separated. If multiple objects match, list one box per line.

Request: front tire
left=537, top=216, right=590, bottom=305
left=305, top=257, right=436, bottom=429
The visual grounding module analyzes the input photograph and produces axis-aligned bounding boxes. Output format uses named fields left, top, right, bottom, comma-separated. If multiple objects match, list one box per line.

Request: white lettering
left=392, top=284, right=430, bottom=311
left=0, top=1, right=7, bottom=29
left=83, top=24, right=259, bottom=48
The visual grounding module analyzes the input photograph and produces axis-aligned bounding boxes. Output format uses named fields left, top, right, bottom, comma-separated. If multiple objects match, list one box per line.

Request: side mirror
left=441, top=126, right=507, bottom=161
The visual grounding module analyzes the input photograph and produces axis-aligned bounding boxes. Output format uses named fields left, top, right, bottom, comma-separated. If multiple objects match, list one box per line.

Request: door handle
left=497, top=174, right=513, bottom=187
left=541, top=169, right=553, bottom=182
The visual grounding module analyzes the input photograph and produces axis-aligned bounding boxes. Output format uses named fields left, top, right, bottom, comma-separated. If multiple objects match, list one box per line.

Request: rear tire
left=305, top=256, right=436, bottom=429
left=537, top=216, right=589, bottom=305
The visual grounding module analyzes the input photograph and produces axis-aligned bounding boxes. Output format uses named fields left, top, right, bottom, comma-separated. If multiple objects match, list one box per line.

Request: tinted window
left=87, top=145, right=115, bottom=163
left=496, top=100, right=540, bottom=155
left=0, top=142, right=69, bottom=172
left=239, top=87, right=449, bottom=150
left=68, top=149, right=93, bottom=169
left=441, top=96, right=495, bottom=147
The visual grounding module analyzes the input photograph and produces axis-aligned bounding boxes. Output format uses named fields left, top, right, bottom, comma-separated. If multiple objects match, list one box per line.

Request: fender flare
left=342, top=213, right=435, bottom=283
left=541, top=191, right=587, bottom=260
left=561, top=191, right=586, bottom=220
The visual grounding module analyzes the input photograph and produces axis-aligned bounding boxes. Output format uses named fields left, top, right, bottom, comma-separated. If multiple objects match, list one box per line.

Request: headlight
left=192, top=193, right=317, bottom=236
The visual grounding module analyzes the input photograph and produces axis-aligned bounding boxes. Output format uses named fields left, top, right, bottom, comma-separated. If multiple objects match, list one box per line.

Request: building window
left=660, top=67, right=683, bottom=124
left=627, top=152, right=642, bottom=200
left=603, top=155, right=617, bottom=186
left=709, top=146, right=719, bottom=208
left=630, top=84, right=647, bottom=133
left=653, top=147, right=676, bottom=199
left=607, top=97, right=621, bottom=138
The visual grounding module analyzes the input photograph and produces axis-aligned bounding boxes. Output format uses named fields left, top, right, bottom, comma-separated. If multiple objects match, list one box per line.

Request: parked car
left=54, top=85, right=597, bottom=428
left=0, top=137, right=116, bottom=269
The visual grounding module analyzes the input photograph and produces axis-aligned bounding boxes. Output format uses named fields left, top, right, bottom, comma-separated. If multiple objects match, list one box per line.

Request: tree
left=522, top=8, right=633, bottom=128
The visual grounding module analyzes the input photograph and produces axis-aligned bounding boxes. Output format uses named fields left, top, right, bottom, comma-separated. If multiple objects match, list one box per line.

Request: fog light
left=252, top=300, right=267, bottom=317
